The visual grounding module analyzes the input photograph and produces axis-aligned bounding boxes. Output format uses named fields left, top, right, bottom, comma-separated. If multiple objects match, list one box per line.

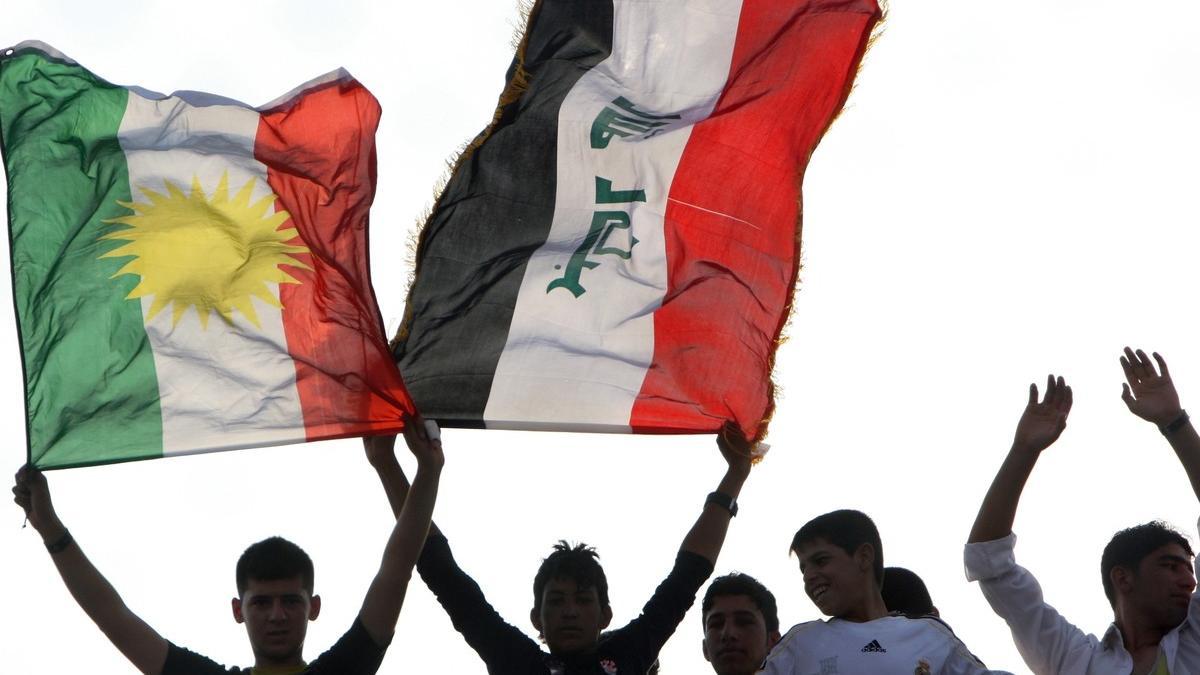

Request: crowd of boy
left=13, top=347, right=1200, bottom=674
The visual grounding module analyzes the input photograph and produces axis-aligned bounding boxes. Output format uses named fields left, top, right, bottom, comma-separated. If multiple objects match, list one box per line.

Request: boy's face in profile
left=232, top=575, right=321, bottom=665
left=532, top=576, right=613, bottom=655
left=1127, top=542, right=1196, bottom=630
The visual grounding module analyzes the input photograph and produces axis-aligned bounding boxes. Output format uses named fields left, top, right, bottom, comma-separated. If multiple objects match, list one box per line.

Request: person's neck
left=1116, top=608, right=1167, bottom=653
left=837, top=592, right=889, bottom=623
left=551, top=644, right=599, bottom=661
left=252, top=653, right=306, bottom=673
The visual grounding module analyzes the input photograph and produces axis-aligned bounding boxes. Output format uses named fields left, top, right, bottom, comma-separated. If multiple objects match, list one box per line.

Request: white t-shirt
left=759, top=614, right=1011, bottom=674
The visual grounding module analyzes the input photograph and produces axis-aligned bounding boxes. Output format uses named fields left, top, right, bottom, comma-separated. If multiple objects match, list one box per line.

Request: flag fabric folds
left=395, top=0, right=881, bottom=439
left=1, top=41, right=413, bottom=469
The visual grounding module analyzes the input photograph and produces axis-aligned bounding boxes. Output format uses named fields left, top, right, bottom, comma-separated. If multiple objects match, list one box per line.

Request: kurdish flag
left=395, top=0, right=881, bottom=439
left=1, top=42, right=412, bottom=470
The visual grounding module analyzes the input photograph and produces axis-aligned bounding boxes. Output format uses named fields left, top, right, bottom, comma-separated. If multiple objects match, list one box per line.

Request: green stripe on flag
left=1, top=49, right=163, bottom=469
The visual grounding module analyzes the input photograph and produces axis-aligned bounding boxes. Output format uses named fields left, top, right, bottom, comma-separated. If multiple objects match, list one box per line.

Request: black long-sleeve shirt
left=416, top=532, right=713, bottom=675
left=161, top=617, right=387, bottom=675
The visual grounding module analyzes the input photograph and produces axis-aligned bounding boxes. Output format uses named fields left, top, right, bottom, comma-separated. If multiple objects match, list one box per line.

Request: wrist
left=1006, top=442, right=1043, bottom=467
left=724, top=461, right=752, bottom=482
left=415, top=457, right=445, bottom=474
left=44, top=528, right=74, bottom=554
left=705, top=491, right=738, bottom=517
left=1160, top=409, right=1189, bottom=436
left=368, top=453, right=401, bottom=471
left=36, top=518, right=67, bottom=543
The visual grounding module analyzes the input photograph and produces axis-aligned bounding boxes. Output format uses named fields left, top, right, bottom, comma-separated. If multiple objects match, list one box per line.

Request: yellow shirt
left=1149, top=649, right=1170, bottom=675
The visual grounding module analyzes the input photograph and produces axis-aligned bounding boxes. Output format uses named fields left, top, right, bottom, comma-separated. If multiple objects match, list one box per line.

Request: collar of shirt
left=1101, top=623, right=1124, bottom=652
left=1100, top=620, right=1185, bottom=667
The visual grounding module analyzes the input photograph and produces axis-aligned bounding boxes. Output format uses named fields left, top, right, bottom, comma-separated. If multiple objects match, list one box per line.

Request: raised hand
left=12, top=464, right=63, bottom=537
left=402, top=412, right=445, bottom=470
left=1120, top=347, right=1182, bottom=426
left=716, top=421, right=754, bottom=479
left=1012, top=375, right=1073, bottom=455
left=968, top=375, right=1073, bottom=544
left=364, top=433, right=399, bottom=469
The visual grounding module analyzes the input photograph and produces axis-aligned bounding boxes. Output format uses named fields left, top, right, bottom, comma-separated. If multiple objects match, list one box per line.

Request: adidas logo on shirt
left=860, top=639, right=887, bottom=653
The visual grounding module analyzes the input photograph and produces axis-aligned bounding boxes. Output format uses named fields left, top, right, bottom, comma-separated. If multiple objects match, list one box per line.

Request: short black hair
left=790, top=509, right=884, bottom=589
left=882, top=566, right=934, bottom=616
left=236, top=536, right=314, bottom=597
left=701, top=572, right=780, bottom=634
left=1101, top=521, right=1193, bottom=607
left=533, top=541, right=609, bottom=612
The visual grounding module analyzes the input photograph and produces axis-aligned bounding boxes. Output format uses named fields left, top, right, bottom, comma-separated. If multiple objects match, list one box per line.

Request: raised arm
left=357, top=414, right=444, bottom=646
left=968, top=375, right=1072, bottom=543
left=12, top=465, right=168, bottom=674
left=366, top=430, right=438, bottom=532
left=679, top=423, right=754, bottom=563
left=1120, top=347, right=1200, bottom=503
left=368, top=423, right=543, bottom=666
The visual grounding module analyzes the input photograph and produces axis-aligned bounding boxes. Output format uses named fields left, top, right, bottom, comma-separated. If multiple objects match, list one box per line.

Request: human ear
left=1112, top=566, right=1134, bottom=595
left=702, top=638, right=713, bottom=662
left=530, top=608, right=543, bottom=637
left=231, top=597, right=244, bottom=624
left=855, top=543, right=875, bottom=573
left=600, top=605, right=613, bottom=630
left=308, top=594, right=321, bottom=621
left=768, top=630, right=781, bottom=650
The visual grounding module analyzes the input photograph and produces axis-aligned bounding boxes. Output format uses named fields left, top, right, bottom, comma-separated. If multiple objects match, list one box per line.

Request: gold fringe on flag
left=759, top=0, right=886, bottom=447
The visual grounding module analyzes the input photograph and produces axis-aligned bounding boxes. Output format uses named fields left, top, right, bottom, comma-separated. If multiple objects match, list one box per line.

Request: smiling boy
left=761, top=509, right=1005, bottom=674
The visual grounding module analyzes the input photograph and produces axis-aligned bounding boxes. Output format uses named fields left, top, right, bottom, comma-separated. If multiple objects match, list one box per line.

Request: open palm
left=1120, top=347, right=1181, bottom=426
left=1013, top=375, right=1072, bottom=453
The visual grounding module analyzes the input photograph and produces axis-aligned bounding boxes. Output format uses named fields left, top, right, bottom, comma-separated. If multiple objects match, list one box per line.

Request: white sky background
left=4, top=1, right=1200, bottom=673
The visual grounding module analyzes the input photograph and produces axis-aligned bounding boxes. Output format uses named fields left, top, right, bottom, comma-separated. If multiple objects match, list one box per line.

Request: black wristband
left=1161, top=410, right=1190, bottom=436
left=45, top=529, right=73, bottom=555
left=706, top=491, right=738, bottom=517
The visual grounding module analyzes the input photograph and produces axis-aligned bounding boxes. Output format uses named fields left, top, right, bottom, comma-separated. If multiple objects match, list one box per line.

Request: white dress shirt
left=964, top=525, right=1200, bottom=674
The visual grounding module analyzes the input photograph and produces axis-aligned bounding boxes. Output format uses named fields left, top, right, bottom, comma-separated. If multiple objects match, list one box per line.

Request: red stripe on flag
left=256, top=79, right=413, bottom=440
left=630, top=0, right=879, bottom=439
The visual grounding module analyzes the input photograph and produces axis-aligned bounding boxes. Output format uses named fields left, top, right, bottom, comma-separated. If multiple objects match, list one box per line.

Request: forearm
left=372, top=456, right=442, bottom=538
left=680, top=466, right=749, bottom=563
left=38, top=520, right=167, bottom=674
left=416, top=531, right=539, bottom=662
left=372, top=457, right=410, bottom=519
left=968, top=447, right=1038, bottom=543
left=1165, top=418, right=1200, bottom=503
left=359, top=461, right=442, bottom=645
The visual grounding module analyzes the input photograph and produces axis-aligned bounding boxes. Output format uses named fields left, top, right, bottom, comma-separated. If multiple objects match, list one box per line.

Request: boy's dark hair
left=236, top=536, right=315, bottom=597
left=790, top=509, right=884, bottom=589
left=701, top=572, right=780, bottom=634
left=533, top=541, right=609, bottom=612
left=1101, top=521, right=1193, bottom=607
left=882, top=566, right=934, bottom=616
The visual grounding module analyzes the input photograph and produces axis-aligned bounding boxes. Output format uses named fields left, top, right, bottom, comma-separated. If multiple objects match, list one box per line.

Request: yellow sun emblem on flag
left=101, top=173, right=311, bottom=329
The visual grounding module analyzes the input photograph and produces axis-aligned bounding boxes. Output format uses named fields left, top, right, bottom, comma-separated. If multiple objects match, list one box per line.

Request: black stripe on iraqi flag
left=394, top=1, right=615, bottom=426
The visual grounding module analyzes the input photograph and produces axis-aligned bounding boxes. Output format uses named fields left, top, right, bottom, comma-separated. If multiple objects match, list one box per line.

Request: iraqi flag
left=395, top=0, right=881, bottom=439
left=1, top=42, right=413, bottom=469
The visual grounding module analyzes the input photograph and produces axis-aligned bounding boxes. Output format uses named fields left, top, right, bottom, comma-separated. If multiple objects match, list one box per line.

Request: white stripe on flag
left=118, top=92, right=307, bottom=456
left=484, top=0, right=745, bottom=431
